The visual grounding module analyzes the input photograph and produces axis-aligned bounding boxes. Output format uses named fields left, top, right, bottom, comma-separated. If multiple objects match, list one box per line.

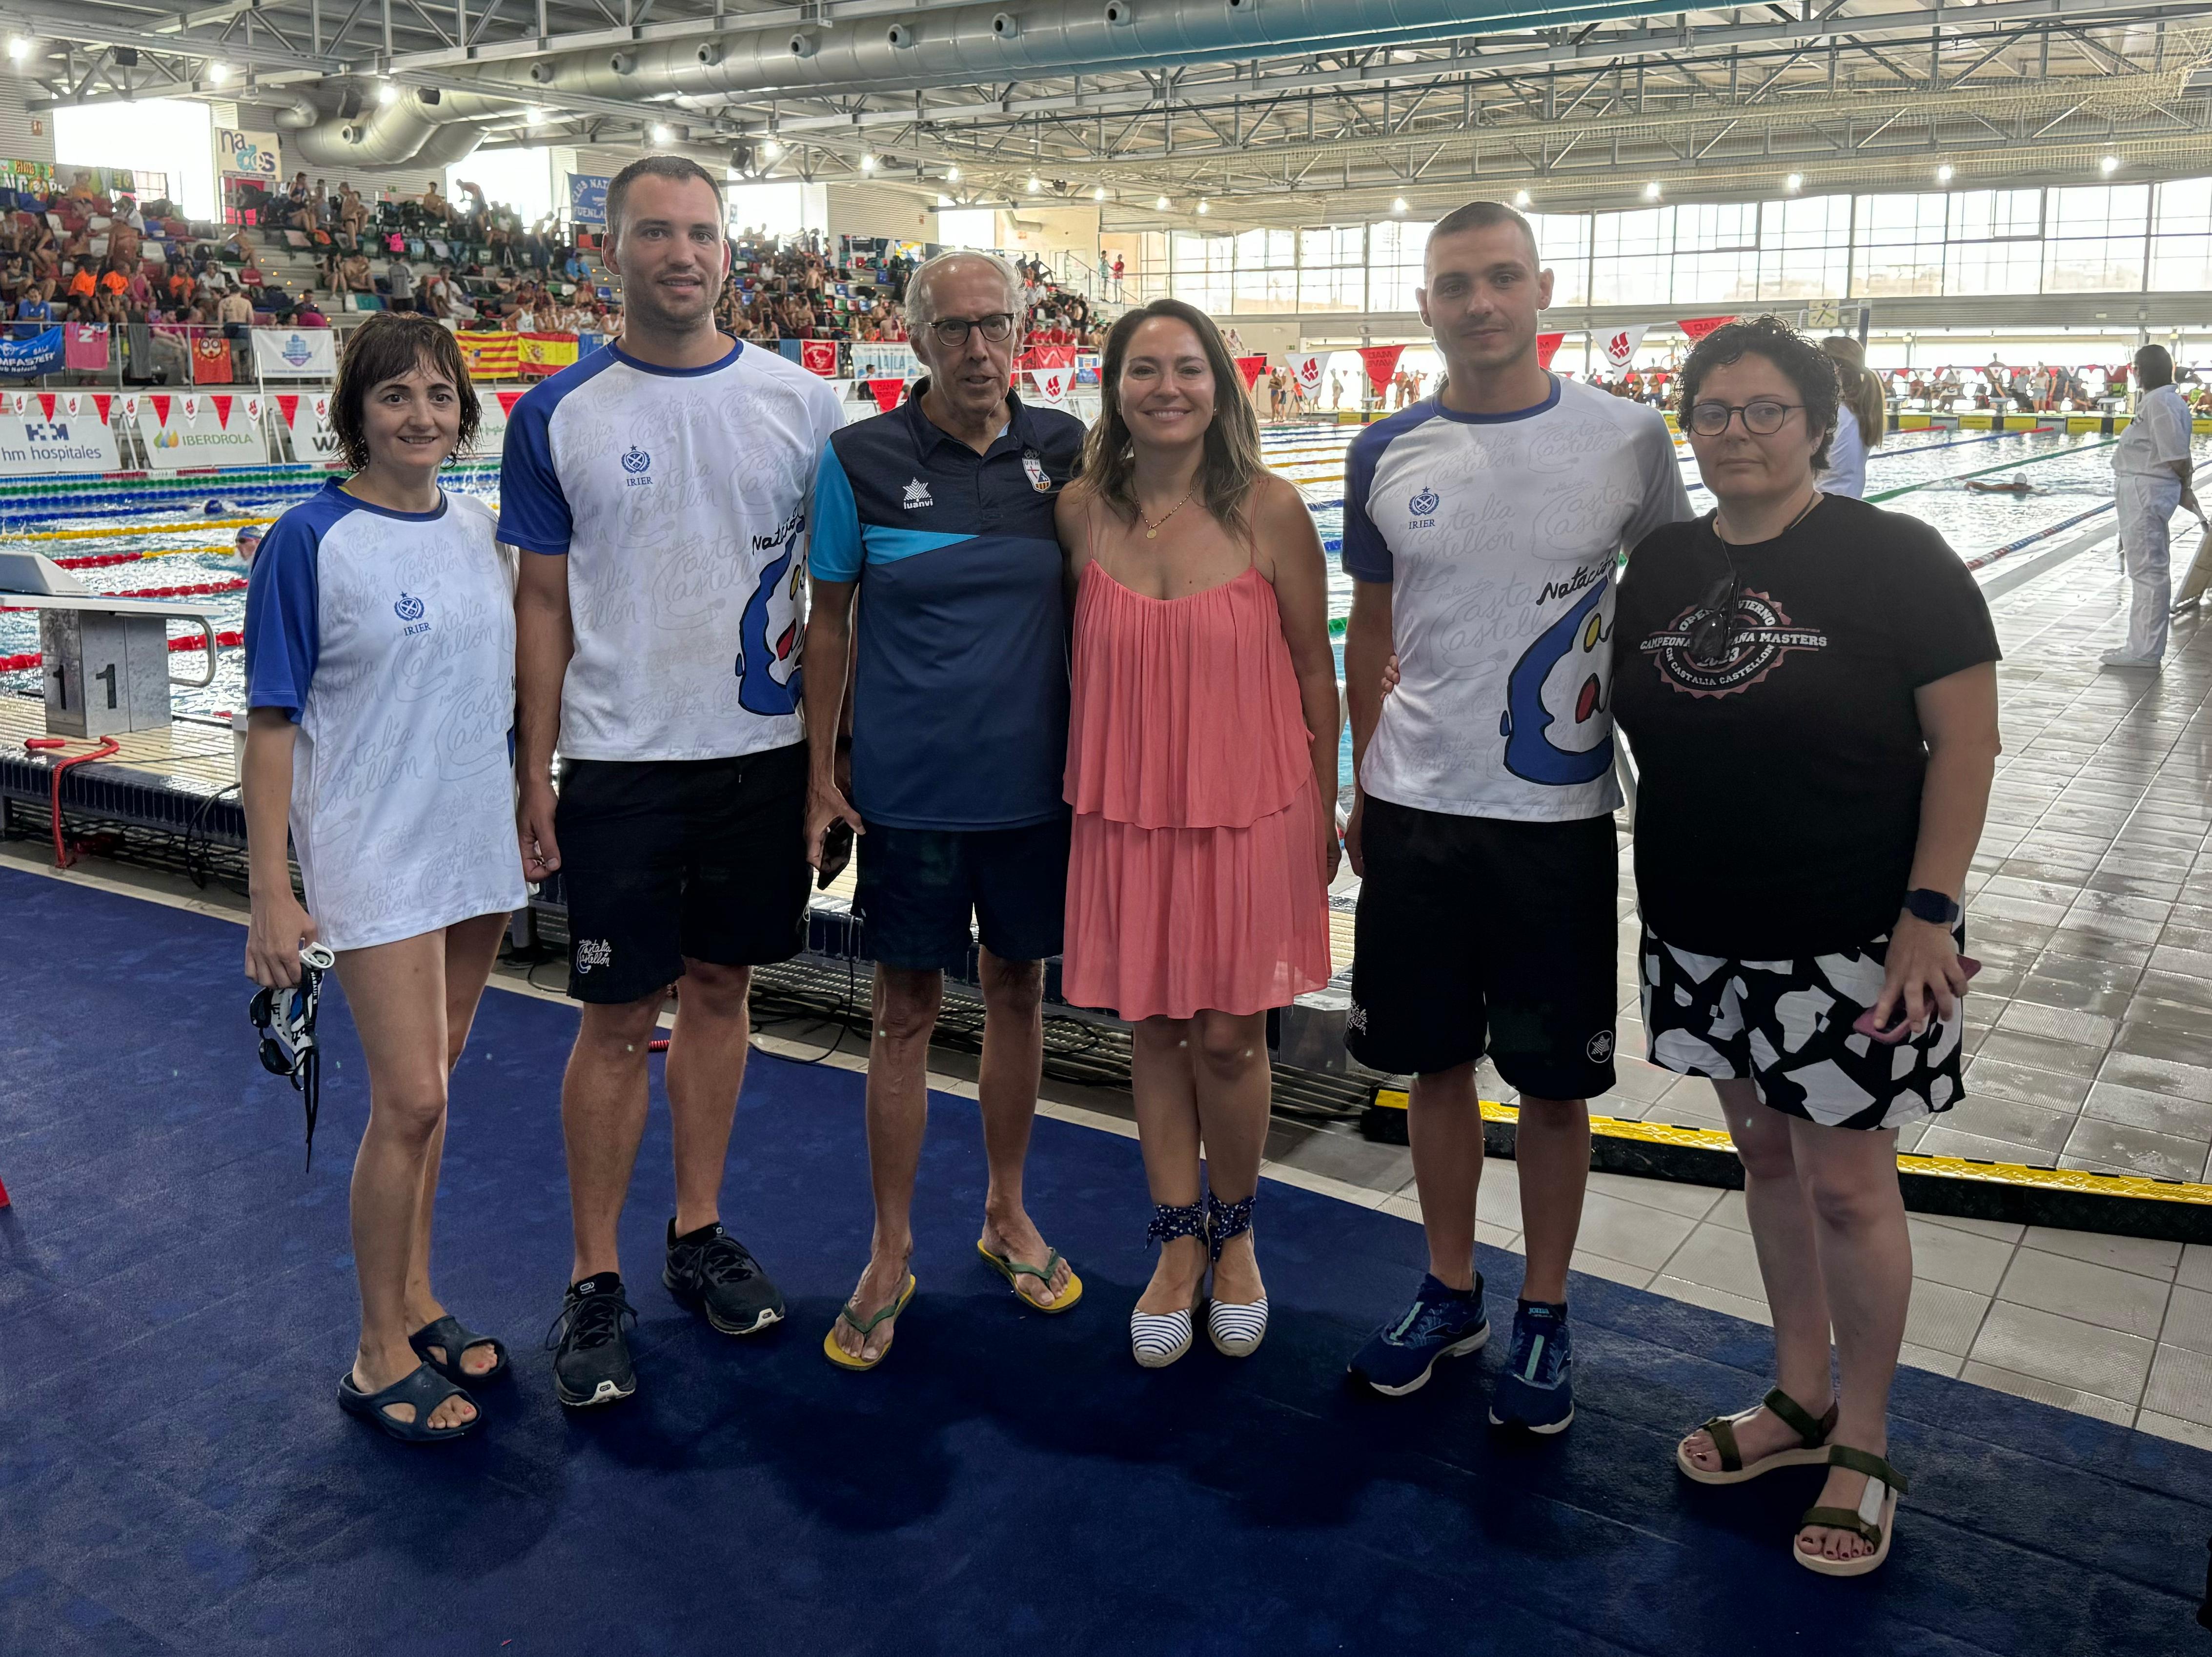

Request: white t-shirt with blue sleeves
left=244, top=481, right=526, bottom=952
left=1345, top=375, right=1693, bottom=823
left=497, top=338, right=846, bottom=762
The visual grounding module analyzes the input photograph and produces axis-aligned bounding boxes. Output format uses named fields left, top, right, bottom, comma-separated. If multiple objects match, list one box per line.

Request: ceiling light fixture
left=1092, top=184, right=1107, bottom=202
left=1936, top=164, right=1954, bottom=184
left=946, top=164, right=960, bottom=182
left=377, top=81, right=400, bottom=105
left=1785, top=173, right=1803, bottom=191
left=1391, top=196, right=1408, bottom=214
left=6, top=36, right=32, bottom=61
left=651, top=123, right=673, bottom=143
left=760, top=138, right=780, bottom=160
left=2100, top=154, right=2121, bottom=175
left=1156, top=195, right=1169, bottom=210
left=1643, top=181, right=1662, bottom=200
left=206, top=61, right=230, bottom=84
left=1027, top=174, right=1041, bottom=192
left=1513, top=189, right=1531, bottom=208
left=860, top=153, right=877, bottom=171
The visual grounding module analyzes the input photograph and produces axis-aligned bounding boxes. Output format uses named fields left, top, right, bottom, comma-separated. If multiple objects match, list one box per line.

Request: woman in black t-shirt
left=1613, top=317, right=2000, bottom=1580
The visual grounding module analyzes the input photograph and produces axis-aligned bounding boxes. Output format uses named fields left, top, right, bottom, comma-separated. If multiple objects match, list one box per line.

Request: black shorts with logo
left=553, top=744, right=810, bottom=1005
left=1346, top=800, right=1619, bottom=1100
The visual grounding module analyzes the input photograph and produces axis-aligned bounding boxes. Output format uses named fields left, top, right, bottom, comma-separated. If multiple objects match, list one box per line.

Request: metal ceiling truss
left=0, top=0, right=2207, bottom=221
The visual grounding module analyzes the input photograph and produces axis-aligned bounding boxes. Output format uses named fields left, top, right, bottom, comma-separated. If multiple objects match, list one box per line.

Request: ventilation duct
left=450, top=0, right=1681, bottom=106
left=285, top=88, right=528, bottom=169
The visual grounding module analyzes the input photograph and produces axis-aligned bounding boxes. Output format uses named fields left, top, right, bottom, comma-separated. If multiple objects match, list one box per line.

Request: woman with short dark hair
left=242, top=313, right=524, bottom=1442
left=1612, top=315, right=2001, bottom=1577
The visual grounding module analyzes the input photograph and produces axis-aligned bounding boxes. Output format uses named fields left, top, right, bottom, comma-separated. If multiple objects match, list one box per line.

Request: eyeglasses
left=1686, top=567, right=1741, bottom=666
left=928, top=311, right=1016, bottom=348
left=1687, top=398, right=1803, bottom=437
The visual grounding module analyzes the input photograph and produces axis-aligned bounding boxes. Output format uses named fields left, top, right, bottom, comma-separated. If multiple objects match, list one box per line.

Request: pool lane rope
left=0, top=629, right=244, bottom=674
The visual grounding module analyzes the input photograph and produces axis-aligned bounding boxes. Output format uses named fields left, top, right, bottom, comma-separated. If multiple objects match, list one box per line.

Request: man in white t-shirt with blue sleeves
left=1339, top=200, right=1693, bottom=1427
left=504, top=155, right=844, bottom=1410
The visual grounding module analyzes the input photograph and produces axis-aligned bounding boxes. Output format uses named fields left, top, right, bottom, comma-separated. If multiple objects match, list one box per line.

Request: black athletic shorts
left=1345, top=800, right=1618, bottom=1099
left=853, top=814, right=1070, bottom=972
left=553, top=744, right=810, bottom=1005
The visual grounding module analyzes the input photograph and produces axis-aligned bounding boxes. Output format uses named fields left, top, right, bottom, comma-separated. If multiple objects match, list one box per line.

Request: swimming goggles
left=250, top=942, right=337, bottom=1169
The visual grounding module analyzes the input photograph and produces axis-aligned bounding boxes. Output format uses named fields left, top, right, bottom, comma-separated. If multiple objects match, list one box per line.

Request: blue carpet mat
left=1, top=864, right=2207, bottom=1656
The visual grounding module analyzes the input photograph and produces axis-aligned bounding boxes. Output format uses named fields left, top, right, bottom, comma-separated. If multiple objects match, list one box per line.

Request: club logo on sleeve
left=902, top=477, right=934, bottom=510
left=394, top=592, right=430, bottom=635
left=1409, top=487, right=1439, bottom=527
left=621, top=446, right=652, bottom=487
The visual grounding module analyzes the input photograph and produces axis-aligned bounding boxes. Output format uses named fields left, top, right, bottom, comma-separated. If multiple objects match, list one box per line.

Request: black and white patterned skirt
left=1637, top=923, right=1968, bottom=1130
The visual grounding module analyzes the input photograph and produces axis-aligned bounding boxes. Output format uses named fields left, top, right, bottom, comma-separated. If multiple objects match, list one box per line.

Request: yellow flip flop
left=976, top=1240, right=1084, bottom=1314
left=822, top=1272, right=916, bottom=1372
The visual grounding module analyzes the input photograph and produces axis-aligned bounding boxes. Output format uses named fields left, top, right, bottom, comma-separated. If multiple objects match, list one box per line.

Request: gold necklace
left=1138, top=488, right=1194, bottom=540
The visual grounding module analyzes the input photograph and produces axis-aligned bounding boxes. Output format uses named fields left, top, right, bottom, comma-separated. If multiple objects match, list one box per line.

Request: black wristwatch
left=1903, top=888, right=1961, bottom=926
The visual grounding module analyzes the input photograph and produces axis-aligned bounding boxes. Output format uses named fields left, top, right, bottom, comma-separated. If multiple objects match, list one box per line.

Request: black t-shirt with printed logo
left=1612, top=493, right=2001, bottom=959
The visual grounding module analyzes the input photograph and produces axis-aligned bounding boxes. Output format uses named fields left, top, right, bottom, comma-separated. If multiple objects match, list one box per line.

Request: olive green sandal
left=1795, top=1445, right=1908, bottom=1578
left=976, top=1239, right=1084, bottom=1314
left=1677, top=1386, right=1839, bottom=1485
left=822, top=1272, right=916, bottom=1372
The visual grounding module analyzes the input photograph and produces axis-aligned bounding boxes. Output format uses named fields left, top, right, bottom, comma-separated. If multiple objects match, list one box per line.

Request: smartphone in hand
left=815, top=818, right=854, bottom=889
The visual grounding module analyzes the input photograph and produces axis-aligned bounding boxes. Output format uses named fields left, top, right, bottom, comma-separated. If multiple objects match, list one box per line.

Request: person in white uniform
left=1815, top=335, right=1885, bottom=500
left=242, top=312, right=526, bottom=1442
left=505, top=154, right=845, bottom=1408
left=2105, top=344, right=2199, bottom=670
left=1338, top=200, right=1692, bottom=1424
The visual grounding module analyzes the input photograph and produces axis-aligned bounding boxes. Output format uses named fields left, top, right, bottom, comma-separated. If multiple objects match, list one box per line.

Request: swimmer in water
left=233, top=524, right=264, bottom=567
left=1965, top=473, right=2035, bottom=495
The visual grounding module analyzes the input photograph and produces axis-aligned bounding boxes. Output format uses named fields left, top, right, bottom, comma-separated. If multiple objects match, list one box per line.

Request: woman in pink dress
left=1055, top=299, right=1340, bottom=1369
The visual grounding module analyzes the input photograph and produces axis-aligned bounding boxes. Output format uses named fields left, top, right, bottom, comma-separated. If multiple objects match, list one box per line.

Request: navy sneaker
left=664, top=1219, right=786, bottom=1336
left=547, top=1273, right=638, bottom=1409
left=1348, top=1273, right=1490, bottom=1397
left=1489, top=1300, right=1574, bottom=1433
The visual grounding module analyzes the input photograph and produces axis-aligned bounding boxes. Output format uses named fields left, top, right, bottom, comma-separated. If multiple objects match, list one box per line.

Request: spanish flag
left=518, top=332, right=581, bottom=376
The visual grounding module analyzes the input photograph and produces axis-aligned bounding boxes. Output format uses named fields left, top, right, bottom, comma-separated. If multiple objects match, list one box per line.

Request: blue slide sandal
left=338, top=1362, right=480, bottom=1443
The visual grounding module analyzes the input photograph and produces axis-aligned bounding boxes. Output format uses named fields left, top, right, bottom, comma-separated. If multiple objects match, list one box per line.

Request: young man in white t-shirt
left=504, top=156, right=844, bottom=1408
left=1339, top=201, right=1692, bottom=1425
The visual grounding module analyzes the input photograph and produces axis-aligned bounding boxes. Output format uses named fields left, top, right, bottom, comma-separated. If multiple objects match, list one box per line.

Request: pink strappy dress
left=1061, top=560, right=1333, bottom=1021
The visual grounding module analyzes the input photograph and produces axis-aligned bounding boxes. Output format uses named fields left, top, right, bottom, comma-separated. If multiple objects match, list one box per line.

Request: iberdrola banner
left=1358, top=345, right=1406, bottom=394
left=517, top=332, right=580, bottom=376
left=136, top=391, right=268, bottom=471
left=456, top=331, right=521, bottom=378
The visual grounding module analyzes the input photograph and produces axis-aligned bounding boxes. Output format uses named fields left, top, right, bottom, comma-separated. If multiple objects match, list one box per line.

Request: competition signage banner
left=568, top=174, right=610, bottom=226
left=275, top=392, right=342, bottom=466
left=849, top=341, right=919, bottom=381
left=252, top=327, right=339, bottom=378
left=216, top=128, right=283, bottom=180
left=0, top=390, right=122, bottom=474
left=135, top=392, right=268, bottom=470
left=0, top=326, right=64, bottom=376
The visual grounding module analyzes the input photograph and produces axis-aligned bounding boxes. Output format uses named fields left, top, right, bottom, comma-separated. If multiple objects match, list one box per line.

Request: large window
left=1297, top=225, right=1365, bottom=312
left=54, top=99, right=213, bottom=218
left=1144, top=176, right=2209, bottom=314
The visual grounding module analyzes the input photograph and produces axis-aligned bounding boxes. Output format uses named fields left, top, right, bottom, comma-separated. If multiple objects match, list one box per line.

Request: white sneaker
left=1131, top=1307, right=1196, bottom=1369
left=1207, top=1296, right=1269, bottom=1359
left=2100, top=650, right=2163, bottom=669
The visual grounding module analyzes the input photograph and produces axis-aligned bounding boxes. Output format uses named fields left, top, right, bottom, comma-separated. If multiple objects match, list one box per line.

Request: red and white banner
left=866, top=378, right=906, bottom=414
left=1677, top=315, right=1736, bottom=344
left=276, top=391, right=343, bottom=466
left=1600, top=326, right=1651, bottom=370
left=1285, top=352, right=1326, bottom=398
left=0, top=388, right=122, bottom=474
left=799, top=339, right=839, bottom=378
left=1018, top=346, right=1076, bottom=372
left=1032, top=363, right=1074, bottom=406
left=1536, top=332, right=1566, bottom=370
left=1233, top=354, right=1269, bottom=393
left=135, top=387, right=269, bottom=470
left=1358, top=345, right=1406, bottom=395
